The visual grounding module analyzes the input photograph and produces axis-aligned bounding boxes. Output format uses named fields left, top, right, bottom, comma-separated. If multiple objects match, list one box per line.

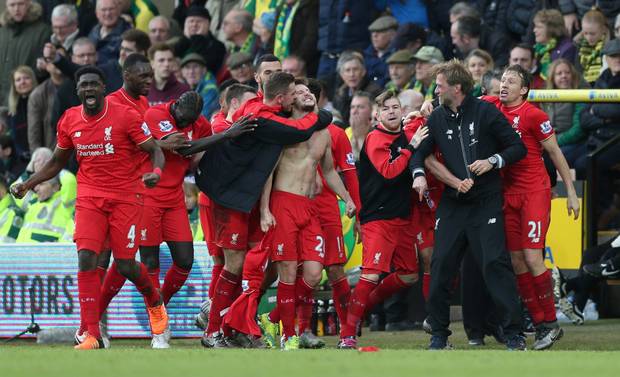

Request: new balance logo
left=140, top=229, right=147, bottom=241
left=488, top=218, right=496, bottom=224
left=74, top=131, right=81, bottom=138
left=231, top=233, right=239, bottom=245
left=105, top=143, right=114, bottom=154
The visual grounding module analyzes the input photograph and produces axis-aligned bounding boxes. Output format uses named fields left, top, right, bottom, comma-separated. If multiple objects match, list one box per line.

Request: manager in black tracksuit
left=409, top=60, right=527, bottom=349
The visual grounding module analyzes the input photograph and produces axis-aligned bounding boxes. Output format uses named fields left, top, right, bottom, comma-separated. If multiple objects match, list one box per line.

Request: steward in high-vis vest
left=0, top=176, right=24, bottom=242
left=16, top=176, right=74, bottom=243
left=183, top=179, right=203, bottom=242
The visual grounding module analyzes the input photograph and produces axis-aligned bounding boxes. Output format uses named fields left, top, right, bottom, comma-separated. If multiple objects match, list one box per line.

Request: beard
left=438, top=94, right=452, bottom=108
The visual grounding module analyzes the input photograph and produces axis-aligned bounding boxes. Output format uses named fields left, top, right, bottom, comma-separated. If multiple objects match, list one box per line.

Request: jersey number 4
left=127, top=224, right=136, bottom=248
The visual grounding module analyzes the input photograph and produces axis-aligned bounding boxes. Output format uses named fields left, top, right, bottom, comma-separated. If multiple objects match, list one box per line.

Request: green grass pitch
left=2, top=319, right=619, bottom=377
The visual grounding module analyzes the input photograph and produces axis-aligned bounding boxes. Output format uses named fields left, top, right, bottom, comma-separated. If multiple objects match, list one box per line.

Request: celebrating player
left=11, top=66, right=167, bottom=350
left=258, top=80, right=356, bottom=350
left=482, top=64, right=580, bottom=350
left=338, top=90, right=427, bottom=349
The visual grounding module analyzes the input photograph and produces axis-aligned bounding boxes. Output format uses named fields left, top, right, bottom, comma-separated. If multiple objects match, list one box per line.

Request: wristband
left=152, top=167, right=162, bottom=176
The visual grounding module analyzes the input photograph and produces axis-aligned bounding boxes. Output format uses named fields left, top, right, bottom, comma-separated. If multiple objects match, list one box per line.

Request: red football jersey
left=482, top=96, right=554, bottom=194
left=56, top=99, right=152, bottom=201
left=316, top=124, right=357, bottom=198
left=144, top=101, right=213, bottom=206
left=211, top=111, right=232, bottom=134
left=107, top=88, right=149, bottom=115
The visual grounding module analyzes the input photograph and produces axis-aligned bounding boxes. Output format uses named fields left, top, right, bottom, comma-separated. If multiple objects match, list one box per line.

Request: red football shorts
left=213, top=201, right=262, bottom=251
left=409, top=205, right=436, bottom=251
left=314, top=193, right=346, bottom=266
left=140, top=203, right=193, bottom=246
left=361, top=218, right=418, bottom=274
left=269, top=191, right=324, bottom=263
left=199, top=199, right=223, bottom=258
left=74, top=197, right=143, bottom=259
left=504, top=189, right=551, bottom=251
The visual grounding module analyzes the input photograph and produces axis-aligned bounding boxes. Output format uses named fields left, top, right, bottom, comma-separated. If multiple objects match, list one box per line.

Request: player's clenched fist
left=344, top=199, right=356, bottom=218
left=142, top=172, right=160, bottom=188
left=10, top=183, right=29, bottom=199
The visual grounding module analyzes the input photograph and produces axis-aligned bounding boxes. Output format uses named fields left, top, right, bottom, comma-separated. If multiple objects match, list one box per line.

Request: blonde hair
left=8, top=66, right=37, bottom=116
left=582, top=8, right=609, bottom=38
left=546, top=59, right=580, bottom=89
left=465, top=49, right=494, bottom=69
left=534, top=9, right=568, bottom=40
left=433, top=59, right=474, bottom=95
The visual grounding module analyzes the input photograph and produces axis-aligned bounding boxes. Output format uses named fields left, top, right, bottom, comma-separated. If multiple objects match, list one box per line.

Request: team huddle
left=11, top=52, right=580, bottom=351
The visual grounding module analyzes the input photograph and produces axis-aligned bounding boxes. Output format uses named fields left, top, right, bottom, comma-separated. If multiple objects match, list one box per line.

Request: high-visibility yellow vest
left=16, top=191, right=74, bottom=243
left=189, top=207, right=204, bottom=242
left=12, top=169, right=77, bottom=214
left=0, top=195, right=24, bottom=243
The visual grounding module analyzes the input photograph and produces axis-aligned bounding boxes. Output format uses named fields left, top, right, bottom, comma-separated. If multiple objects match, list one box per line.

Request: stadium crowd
left=1, top=0, right=619, bottom=351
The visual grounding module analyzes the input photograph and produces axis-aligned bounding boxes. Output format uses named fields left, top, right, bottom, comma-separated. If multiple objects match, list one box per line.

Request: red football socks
left=78, top=270, right=101, bottom=339
left=367, top=273, right=409, bottom=310
left=516, top=271, right=545, bottom=325
left=422, top=273, right=431, bottom=301
left=277, top=281, right=296, bottom=339
left=340, top=277, right=377, bottom=338
left=147, top=267, right=160, bottom=290
left=331, top=276, right=351, bottom=327
left=98, top=262, right=127, bottom=317
left=96, top=266, right=107, bottom=283
left=296, top=278, right=315, bottom=334
left=134, top=263, right=161, bottom=307
left=209, top=264, right=223, bottom=300
left=268, top=305, right=280, bottom=323
left=162, top=264, right=190, bottom=305
left=533, top=270, right=557, bottom=323
left=206, top=269, right=241, bottom=334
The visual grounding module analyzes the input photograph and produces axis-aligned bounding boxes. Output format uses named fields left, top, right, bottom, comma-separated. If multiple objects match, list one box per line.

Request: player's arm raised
left=541, top=134, right=580, bottom=219
left=139, top=138, right=165, bottom=188
left=176, top=115, right=257, bottom=156
left=11, top=147, right=73, bottom=198
left=320, top=133, right=356, bottom=218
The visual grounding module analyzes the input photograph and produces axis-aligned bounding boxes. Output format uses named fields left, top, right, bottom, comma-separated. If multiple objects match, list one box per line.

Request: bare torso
left=273, top=128, right=329, bottom=197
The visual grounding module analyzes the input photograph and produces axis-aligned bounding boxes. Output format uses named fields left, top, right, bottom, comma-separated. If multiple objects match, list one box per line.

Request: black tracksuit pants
left=426, top=193, right=522, bottom=338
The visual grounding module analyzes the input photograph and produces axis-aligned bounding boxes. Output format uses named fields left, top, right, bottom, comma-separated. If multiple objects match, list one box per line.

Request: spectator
left=543, top=59, right=588, bottom=167
left=576, top=8, right=610, bottom=86
left=533, top=9, right=577, bottom=80
left=7, top=66, right=37, bottom=159
left=509, top=43, right=545, bottom=89
left=88, top=0, right=132, bottom=66
left=174, top=5, right=226, bottom=76
left=16, top=175, right=74, bottom=243
left=333, top=51, right=382, bottom=126
left=412, top=46, right=444, bottom=100
left=615, top=13, right=620, bottom=39
left=222, top=7, right=258, bottom=54
left=180, top=53, right=219, bottom=119
left=147, top=15, right=170, bottom=45
left=252, top=9, right=275, bottom=61
left=27, top=52, right=64, bottom=152
left=273, top=0, right=320, bottom=77
left=172, top=0, right=206, bottom=27
left=207, top=0, right=244, bottom=39
left=282, top=55, right=306, bottom=78
left=346, top=91, right=374, bottom=160
left=227, top=52, right=258, bottom=88
left=0, top=134, right=27, bottom=184
left=558, top=0, right=620, bottom=36
left=0, top=0, right=51, bottom=106
left=148, top=43, right=191, bottom=106
left=398, top=89, right=424, bottom=116
left=100, top=28, right=152, bottom=92
left=364, top=15, right=399, bottom=87
left=183, top=177, right=203, bottom=241
left=448, top=1, right=479, bottom=24
left=317, top=0, right=379, bottom=79
left=465, top=49, right=493, bottom=97
left=126, top=0, right=159, bottom=32
left=50, top=3, right=80, bottom=52
left=37, top=1, right=97, bottom=38
left=0, top=175, right=23, bottom=242
left=450, top=15, right=508, bottom=67
left=390, top=23, right=426, bottom=54
left=384, top=49, right=416, bottom=92
left=480, top=69, right=502, bottom=96
left=505, top=0, right=542, bottom=43
left=576, top=39, right=620, bottom=214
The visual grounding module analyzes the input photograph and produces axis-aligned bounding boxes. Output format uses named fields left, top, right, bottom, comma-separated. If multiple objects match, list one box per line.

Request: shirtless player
left=259, top=80, right=356, bottom=350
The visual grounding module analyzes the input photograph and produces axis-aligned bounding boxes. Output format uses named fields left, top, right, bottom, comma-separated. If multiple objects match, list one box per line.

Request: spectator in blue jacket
left=363, top=15, right=399, bottom=87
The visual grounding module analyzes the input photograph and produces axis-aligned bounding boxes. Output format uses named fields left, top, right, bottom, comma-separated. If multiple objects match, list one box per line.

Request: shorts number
left=527, top=221, right=541, bottom=242
left=315, top=236, right=325, bottom=256
left=127, top=224, right=136, bottom=248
